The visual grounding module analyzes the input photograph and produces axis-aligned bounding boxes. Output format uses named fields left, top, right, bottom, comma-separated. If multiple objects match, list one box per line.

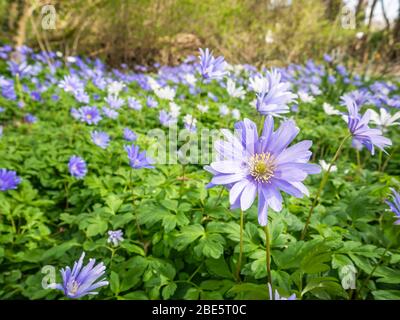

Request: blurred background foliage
left=0, top=0, right=399, bottom=74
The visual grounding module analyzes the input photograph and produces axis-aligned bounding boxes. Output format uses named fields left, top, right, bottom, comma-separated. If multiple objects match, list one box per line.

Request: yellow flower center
left=86, top=114, right=92, bottom=120
left=68, top=280, right=79, bottom=296
left=249, top=152, right=275, bottom=183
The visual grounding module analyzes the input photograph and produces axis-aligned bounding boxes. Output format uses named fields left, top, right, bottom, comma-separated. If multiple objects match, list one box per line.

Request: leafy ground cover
left=0, top=46, right=399, bottom=300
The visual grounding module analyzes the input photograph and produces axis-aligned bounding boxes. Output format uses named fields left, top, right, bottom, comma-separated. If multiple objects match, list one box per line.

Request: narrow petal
left=240, top=182, right=257, bottom=211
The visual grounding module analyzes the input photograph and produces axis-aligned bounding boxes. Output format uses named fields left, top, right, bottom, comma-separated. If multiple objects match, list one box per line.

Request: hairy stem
left=265, top=224, right=272, bottom=285
left=301, top=134, right=351, bottom=240
left=130, top=170, right=143, bottom=241
left=235, top=210, right=244, bottom=282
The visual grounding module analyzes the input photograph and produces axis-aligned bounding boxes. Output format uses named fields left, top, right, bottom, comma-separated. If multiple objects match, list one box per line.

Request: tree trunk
left=324, top=0, right=342, bottom=21
left=355, top=0, right=368, bottom=27
left=367, top=0, right=379, bottom=29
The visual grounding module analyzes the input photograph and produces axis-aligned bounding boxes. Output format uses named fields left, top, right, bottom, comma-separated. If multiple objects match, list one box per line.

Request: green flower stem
left=381, top=147, right=396, bottom=172
left=9, top=213, right=17, bottom=235
left=174, top=280, right=201, bottom=290
left=359, top=229, right=400, bottom=297
left=301, top=134, right=351, bottom=240
left=235, top=210, right=244, bottom=282
left=179, top=164, right=186, bottom=199
left=109, top=247, right=116, bottom=269
left=15, top=74, right=24, bottom=106
left=258, top=115, right=266, bottom=136
left=130, top=170, right=143, bottom=241
left=378, top=150, right=383, bottom=172
left=356, top=150, right=361, bottom=169
left=188, top=262, right=204, bottom=282
left=212, top=186, right=224, bottom=208
left=64, top=180, right=71, bottom=209
left=265, top=224, right=272, bottom=286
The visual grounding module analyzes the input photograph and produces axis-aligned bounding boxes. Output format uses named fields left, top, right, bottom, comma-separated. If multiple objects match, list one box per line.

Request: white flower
left=298, top=91, right=314, bottom=103
left=310, top=84, right=322, bottom=95
left=265, top=30, right=274, bottom=44
left=56, top=51, right=63, bottom=58
left=66, top=56, right=76, bottom=63
left=183, top=114, right=197, bottom=126
left=226, top=78, right=245, bottom=99
left=169, top=102, right=181, bottom=118
left=147, top=76, right=161, bottom=91
left=319, top=160, right=337, bottom=172
left=184, top=73, right=197, bottom=86
left=219, top=104, right=230, bottom=116
left=356, top=32, right=364, bottom=39
left=225, top=64, right=244, bottom=76
left=107, top=81, right=125, bottom=96
left=231, top=109, right=240, bottom=120
left=369, top=108, right=400, bottom=129
left=323, top=102, right=341, bottom=115
left=155, top=86, right=176, bottom=101
left=197, top=104, right=209, bottom=113
left=249, top=74, right=267, bottom=93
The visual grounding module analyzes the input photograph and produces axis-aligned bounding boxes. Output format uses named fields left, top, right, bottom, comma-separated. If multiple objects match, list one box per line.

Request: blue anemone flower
left=68, top=156, right=87, bottom=179
left=50, top=252, right=108, bottom=299
left=198, top=48, right=228, bottom=80
left=205, top=116, right=320, bottom=225
left=125, top=144, right=154, bottom=169
left=386, top=188, right=400, bottom=225
left=0, top=169, right=21, bottom=191
left=91, top=131, right=110, bottom=149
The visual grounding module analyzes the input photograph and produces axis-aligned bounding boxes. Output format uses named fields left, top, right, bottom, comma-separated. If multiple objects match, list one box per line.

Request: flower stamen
left=249, top=152, right=275, bottom=183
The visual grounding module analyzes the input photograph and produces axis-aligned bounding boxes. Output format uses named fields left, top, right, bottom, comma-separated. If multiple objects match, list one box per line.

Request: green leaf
left=372, top=290, right=400, bottom=300
left=111, top=213, right=135, bottom=229
left=160, top=199, right=178, bottom=212
left=205, top=258, right=233, bottom=279
left=110, top=271, right=120, bottom=295
left=105, top=194, right=123, bottom=215
left=302, top=277, right=347, bottom=299
left=86, top=216, right=108, bottom=237
left=174, top=224, right=205, bottom=251
left=120, top=242, right=145, bottom=256
left=119, top=291, right=148, bottom=300
left=301, top=243, right=331, bottom=274
left=162, top=282, right=177, bottom=299
left=195, top=233, right=225, bottom=259
left=183, top=287, right=200, bottom=300
left=332, top=254, right=353, bottom=269
left=227, top=283, right=268, bottom=300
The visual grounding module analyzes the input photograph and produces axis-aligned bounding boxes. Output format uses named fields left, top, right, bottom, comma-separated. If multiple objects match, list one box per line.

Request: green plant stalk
left=356, top=150, right=361, bottom=169
left=265, top=224, right=272, bottom=286
left=358, top=229, right=400, bottom=297
left=179, top=164, right=186, bottom=200
left=258, top=115, right=266, bottom=136
left=381, top=147, right=396, bottom=172
left=188, top=262, right=204, bottom=282
left=378, top=150, right=383, bottom=172
left=109, top=247, right=116, bottom=269
left=235, top=210, right=244, bottom=282
left=301, top=134, right=351, bottom=240
left=130, top=170, right=143, bottom=241
left=15, top=74, right=24, bottom=106
left=212, top=186, right=224, bottom=208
